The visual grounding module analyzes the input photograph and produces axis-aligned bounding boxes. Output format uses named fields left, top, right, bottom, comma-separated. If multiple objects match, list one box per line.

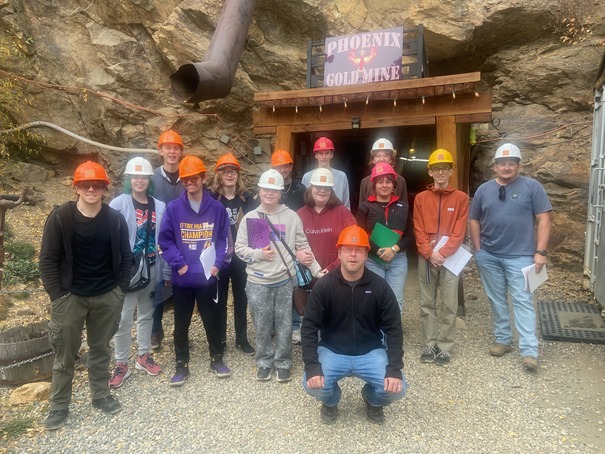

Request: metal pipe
left=170, top=0, right=258, bottom=103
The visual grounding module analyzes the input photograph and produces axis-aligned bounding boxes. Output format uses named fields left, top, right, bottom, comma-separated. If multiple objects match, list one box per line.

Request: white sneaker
left=292, top=329, right=301, bottom=345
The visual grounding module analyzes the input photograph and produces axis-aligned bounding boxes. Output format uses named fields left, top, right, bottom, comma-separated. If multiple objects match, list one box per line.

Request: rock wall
left=1, top=0, right=604, bottom=268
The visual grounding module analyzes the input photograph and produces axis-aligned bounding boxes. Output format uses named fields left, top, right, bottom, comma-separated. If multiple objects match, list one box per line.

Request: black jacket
left=301, top=266, right=404, bottom=379
left=39, top=202, right=132, bottom=301
left=356, top=195, right=414, bottom=255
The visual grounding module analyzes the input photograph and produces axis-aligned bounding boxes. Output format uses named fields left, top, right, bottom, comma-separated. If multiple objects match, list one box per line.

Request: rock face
left=1, top=0, right=604, bottom=269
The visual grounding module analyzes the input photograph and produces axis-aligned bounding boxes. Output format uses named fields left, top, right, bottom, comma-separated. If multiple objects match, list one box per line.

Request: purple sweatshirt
left=159, top=190, right=231, bottom=288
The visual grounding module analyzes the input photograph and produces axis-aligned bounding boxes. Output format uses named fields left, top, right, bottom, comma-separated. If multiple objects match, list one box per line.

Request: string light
left=393, top=98, right=397, bottom=107
left=422, top=96, right=425, bottom=105
left=295, top=106, right=298, bottom=113
left=344, top=99, right=347, bottom=108
left=452, top=91, right=456, bottom=99
left=272, top=105, right=275, bottom=113
left=319, top=105, right=322, bottom=113
left=475, top=91, right=480, bottom=97
left=366, top=97, right=369, bottom=106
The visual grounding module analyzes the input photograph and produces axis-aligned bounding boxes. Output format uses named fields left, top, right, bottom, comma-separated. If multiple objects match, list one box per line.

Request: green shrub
left=2, top=240, right=39, bottom=285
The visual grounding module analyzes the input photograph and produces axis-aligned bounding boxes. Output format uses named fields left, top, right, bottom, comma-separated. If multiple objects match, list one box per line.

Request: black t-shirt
left=71, top=204, right=116, bottom=296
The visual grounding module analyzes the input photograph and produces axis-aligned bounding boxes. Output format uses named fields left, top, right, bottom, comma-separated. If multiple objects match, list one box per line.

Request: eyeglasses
left=499, top=185, right=506, bottom=201
left=181, top=175, right=201, bottom=184
left=340, top=246, right=366, bottom=255
left=431, top=167, right=451, bottom=174
left=77, top=182, right=106, bottom=191
left=221, top=169, right=238, bottom=176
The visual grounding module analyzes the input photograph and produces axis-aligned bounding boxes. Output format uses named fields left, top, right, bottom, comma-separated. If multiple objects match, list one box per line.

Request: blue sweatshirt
left=159, top=189, right=231, bottom=288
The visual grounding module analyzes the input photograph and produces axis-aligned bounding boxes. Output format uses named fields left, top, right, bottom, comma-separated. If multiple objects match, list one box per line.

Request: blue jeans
left=365, top=252, right=407, bottom=313
left=302, top=346, right=407, bottom=407
left=474, top=249, right=538, bottom=358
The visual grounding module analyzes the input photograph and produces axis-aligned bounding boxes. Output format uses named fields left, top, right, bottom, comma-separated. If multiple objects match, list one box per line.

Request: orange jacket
left=413, top=185, right=469, bottom=260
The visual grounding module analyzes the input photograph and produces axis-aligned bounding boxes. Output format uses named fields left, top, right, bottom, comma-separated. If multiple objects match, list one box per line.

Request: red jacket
left=297, top=204, right=355, bottom=271
left=413, top=185, right=469, bottom=259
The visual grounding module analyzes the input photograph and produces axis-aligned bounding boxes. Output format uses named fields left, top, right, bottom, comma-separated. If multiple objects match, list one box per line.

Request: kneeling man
left=302, top=225, right=407, bottom=424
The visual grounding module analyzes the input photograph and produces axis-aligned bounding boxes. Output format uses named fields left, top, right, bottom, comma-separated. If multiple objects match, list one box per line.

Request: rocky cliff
left=1, top=0, right=604, bottom=268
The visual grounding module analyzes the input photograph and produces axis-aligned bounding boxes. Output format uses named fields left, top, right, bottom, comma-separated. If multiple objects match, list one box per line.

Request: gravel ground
left=4, top=264, right=605, bottom=453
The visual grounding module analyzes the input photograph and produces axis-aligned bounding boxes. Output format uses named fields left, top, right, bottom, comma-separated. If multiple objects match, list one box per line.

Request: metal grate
left=539, top=300, right=605, bottom=344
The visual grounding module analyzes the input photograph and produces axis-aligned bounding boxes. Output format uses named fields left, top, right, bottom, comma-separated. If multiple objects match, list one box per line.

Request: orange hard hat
left=371, top=163, right=398, bottom=182
left=179, top=155, right=207, bottom=179
left=313, top=137, right=335, bottom=153
left=157, top=130, right=184, bottom=148
left=336, top=225, right=370, bottom=250
left=215, top=153, right=240, bottom=172
left=271, top=149, right=293, bottom=167
left=73, top=161, right=110, bottom=186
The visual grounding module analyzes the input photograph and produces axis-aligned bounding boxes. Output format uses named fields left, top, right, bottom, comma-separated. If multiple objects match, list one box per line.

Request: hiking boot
left=210, top=358, right=231, bottom=378
left=320, top=404, right=338, bottom=424
left=235, top=340, right=255, bottom=356
left=292, top=329, right=301, bottom=345
left=44, top=409, right=68, bottom=431
left=362, top=394, right=384, bottom=424
left=257, top=367, right=272, bottom=381
left=108, top=362, right=131, bottom=388
left=135, top=353, right=162, bottom=376
left=92, top=395, right=122, bottom=415
left=489, top=343, right=513, bottom=357
left=522, top=356, right=539, bottom=372
left=276, top=368, right=291, bottom=383
left=170, top=362, right=190, bottom=387
left=434, top=350, right=451, bottom=366
left=420, top=346, right=437, bottom=363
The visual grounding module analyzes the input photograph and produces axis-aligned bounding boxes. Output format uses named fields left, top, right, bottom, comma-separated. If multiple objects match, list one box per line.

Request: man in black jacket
left=39, top=161, right=132, bottom=431
left=302, top=225, right=407, bottom=424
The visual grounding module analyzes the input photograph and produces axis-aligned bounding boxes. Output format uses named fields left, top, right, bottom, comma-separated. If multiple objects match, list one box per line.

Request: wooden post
left=436, top=115, right=458, bottom=188
left=275, top=126, right=294, bottom=157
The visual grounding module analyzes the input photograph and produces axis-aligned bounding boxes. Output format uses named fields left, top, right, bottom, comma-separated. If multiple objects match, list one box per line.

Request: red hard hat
left=179, top=155, right=207, bottom=179
left=73, top=161, right=110, bottom=186
left=371, top=163, right=398, bottom=182
left=157, top=130, right=184, bottom=148
left=313, top=137, right=335, bottom=153
left=271, top=149, right=293, bottom=166
left=215, top=153, right=240, bottom=172
left=336, top=225, right=370, bottom=250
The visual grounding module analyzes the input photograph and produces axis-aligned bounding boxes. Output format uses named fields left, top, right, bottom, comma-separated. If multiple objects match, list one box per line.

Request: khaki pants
left=418, top=257, right=459, bottom=352
left=48, top=287, right=125, bottom=411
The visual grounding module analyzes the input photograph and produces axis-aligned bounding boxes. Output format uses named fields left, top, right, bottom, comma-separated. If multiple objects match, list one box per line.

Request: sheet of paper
left=433, top=236, right=472, bottom=276
left=200, top=242, right=216, bottom=280
left=522, top=264, right=548, bottom=293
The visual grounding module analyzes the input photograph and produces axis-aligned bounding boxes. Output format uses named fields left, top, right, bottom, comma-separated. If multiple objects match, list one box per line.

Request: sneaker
left=210, top=358, right=231, bottom=378
left=362, top=394, right=384, bottom=424
left=170, top=362, right=190, bottom=387
left=320, top=404, right=338, bottom=424
left=108, top=362, right=131, bottom=388
left=276, top=368, right=291, bottom=383
left=292, top=329, right=301, bottom=345
left=150, top=333, right=163, bottom=351
left=434, top=350, right=451, bottom=366
left=257, top=367, right=272, bottom=381
left=420, top=346, right=437, bottom=363
left=135, top=353, right=162, bottom=376
left=235, top=340, right=256, bottom=356
left=522, top=356, right=539, bottom=372
left=489, top=343, right=513, bottom=357
left=44, top=409, right=68, bottom=431
left=92, top=395, right=122, bottom=415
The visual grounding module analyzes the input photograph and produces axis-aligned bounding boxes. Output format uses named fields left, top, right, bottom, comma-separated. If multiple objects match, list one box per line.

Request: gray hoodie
left=235, top=204, right=321, bottom=285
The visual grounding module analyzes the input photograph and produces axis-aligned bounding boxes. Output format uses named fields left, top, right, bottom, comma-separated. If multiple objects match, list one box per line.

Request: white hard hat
left=309, top=168, right=335, bottom=187
left=495, top=143, right=522, bottom=161
left=124, top=157, right=154, bottom=176
left=258, top=169, right=284, bottom=190
left=371, top=138, right=394, bottom=153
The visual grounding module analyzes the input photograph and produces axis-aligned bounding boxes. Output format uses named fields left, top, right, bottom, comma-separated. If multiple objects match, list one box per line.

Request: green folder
left=369, top=222, right=402, bottom=266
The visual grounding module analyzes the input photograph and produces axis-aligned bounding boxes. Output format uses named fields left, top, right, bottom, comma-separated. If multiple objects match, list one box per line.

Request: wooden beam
left=254, top=72, right=482, bottom=104
left=253, top=91, right=491, bottom=133
left=436, top=116, right=458, bottom=188
left=275, top=126, right=293, bottom=154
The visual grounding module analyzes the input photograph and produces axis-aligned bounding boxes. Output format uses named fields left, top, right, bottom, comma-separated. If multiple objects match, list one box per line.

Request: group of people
left=39, top=130, right=551, bottom=429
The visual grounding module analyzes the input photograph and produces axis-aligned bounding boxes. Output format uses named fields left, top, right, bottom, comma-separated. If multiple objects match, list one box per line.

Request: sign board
left=324, top=26, right=404, bottom=87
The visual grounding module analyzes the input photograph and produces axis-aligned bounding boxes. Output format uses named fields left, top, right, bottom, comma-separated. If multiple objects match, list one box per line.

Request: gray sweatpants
left=246, top=280, right=293, bottom=370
